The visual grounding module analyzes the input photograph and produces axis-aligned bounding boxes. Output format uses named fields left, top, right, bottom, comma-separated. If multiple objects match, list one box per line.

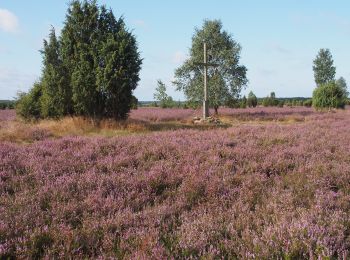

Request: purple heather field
left=1, top=107, right=350, bottom=259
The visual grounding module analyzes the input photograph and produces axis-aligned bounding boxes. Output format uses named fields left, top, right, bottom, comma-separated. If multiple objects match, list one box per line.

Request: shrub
left=262, top=97, right=270, bottom=107
left=16, top=83, right=43, bottom=120
left=303, top=99, right=312, bottom=107
left=247, top=91, right=257, bottom=107
left=312, top=81, right=347, bottom=109
left=240, top=96, right=247, bottom=108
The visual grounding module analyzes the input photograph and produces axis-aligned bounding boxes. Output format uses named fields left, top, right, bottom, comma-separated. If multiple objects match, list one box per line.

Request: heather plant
left=129, top=107, right=196, bottom=122
left=1, top=108, right=350, bottom=258
left=0, top=110, right=15, bottom=122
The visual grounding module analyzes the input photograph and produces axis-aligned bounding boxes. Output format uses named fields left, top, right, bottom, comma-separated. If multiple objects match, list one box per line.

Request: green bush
left=131, top=95, right=138, bottom=110
left=224, top=97, right=240, bottom=108
left=247, top=91, right=258, bottom=107
left=277, top=100, right=284, bottom=107
left=16, top=82, right=43, bottom=119
left=240, top=96, right=247, bottom=108
left=262, top=97, right=270, bottom=107
left=312, top=81, right=347, bottom=109
left=303, top=99, right=312, bottom=107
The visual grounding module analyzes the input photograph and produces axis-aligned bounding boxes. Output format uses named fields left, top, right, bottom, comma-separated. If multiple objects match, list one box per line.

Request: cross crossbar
left=193, top=42, right=218, bottom=119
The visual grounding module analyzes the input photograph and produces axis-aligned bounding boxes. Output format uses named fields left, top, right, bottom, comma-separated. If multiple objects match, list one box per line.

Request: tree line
left=16, top=3, right=348, bottom=119
left=17, top=0, right=142, bottom=120
left=153, top=21, right=348, bottom=112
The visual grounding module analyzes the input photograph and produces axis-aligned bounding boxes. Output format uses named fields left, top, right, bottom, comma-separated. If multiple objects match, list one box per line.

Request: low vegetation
left=2, top=1, right=349, bottom=259
left=1, top=107, right=350, bottom=258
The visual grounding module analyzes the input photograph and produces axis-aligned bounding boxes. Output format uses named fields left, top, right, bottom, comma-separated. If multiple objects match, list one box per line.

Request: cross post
left=194, top=42, right=218, bottom=119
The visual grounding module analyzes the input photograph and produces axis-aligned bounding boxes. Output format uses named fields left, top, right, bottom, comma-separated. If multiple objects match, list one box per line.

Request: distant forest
left=0, top=100, right=15, bottom=109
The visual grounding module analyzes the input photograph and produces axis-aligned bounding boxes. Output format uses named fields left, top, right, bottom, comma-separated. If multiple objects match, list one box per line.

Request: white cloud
left=173, top=51, right=187, bottom=64
left=0, top=9, right=19, bottom=33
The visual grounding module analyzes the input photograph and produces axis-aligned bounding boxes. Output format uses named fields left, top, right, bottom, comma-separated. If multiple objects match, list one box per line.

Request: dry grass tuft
left=0, top=116, right=151, bottom=143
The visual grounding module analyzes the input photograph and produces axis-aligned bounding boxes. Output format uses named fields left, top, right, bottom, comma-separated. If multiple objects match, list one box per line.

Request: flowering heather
left=1, top=109, right=350, bottom=258
left=0, top=110, right=16, bottom=124
left=203, top=106, right=319, bottom=122
left=129, top=108, right=196, bottom=122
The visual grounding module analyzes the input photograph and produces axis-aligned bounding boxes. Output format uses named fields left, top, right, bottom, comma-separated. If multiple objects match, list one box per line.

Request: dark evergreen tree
left=61, top=1, right=141, bottom=119
left=61, top=1, right=100, bottom=117
left=41, top=27, right=71, bottom=117
left=17, top=0, right=142, bottom=120
left=96, top=14, right=142, bottom=119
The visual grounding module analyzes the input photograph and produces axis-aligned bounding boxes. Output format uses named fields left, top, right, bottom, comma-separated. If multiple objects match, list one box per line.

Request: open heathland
left=1, top=107, right=350, bottom=259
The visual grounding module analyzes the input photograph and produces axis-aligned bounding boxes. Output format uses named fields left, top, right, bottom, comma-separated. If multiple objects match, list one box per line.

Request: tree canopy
left=173, top=19, right=248, bottom=113
left=313, top=48, right=336, bottom=87
left=17, top=0, right=142, bottom=120
left=153, top=80, right=174, bottom=108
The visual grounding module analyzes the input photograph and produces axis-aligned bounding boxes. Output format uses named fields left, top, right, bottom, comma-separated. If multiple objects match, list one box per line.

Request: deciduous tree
left=313, top=49, right=336, bottom=87
left=174, top=19, right=247, bottom=114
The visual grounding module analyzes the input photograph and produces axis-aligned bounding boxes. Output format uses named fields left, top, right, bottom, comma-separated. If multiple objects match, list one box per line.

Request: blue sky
left=0, top=0, right=349, bottom=100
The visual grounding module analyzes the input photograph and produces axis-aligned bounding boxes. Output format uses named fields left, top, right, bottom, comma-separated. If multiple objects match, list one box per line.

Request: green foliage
left=96, top=18, right=142, bottom=119
left=312, top=81, right=347, bottom=109
left=336, top=77, right=348, bottom=94
left=131, top=95, right=138, bottom=109
left=16, top=83, right=43, bottom=120
left=313, top=49, right=336, bottom=87
left=247, top=91, right=257, bottom=107
left=0, top=100, right=15, bottom=109
left=174, top=19, right=248, bottom=113
left=262, top=92, right=281, bottom=107
left=41, top=28, right=71, bottom=118
left=17, top=0, right=142, bottom=120
left=224, top=96, right=239, bottom=108
left=262, top=96, right=269, bottom=107
left=185, top=100, right=201, bottom=109
left=153, top=80, right=175, bottom=108
left=303, top=99, right=312, bottom=107
left=240, top=95, right=247, bottom=108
